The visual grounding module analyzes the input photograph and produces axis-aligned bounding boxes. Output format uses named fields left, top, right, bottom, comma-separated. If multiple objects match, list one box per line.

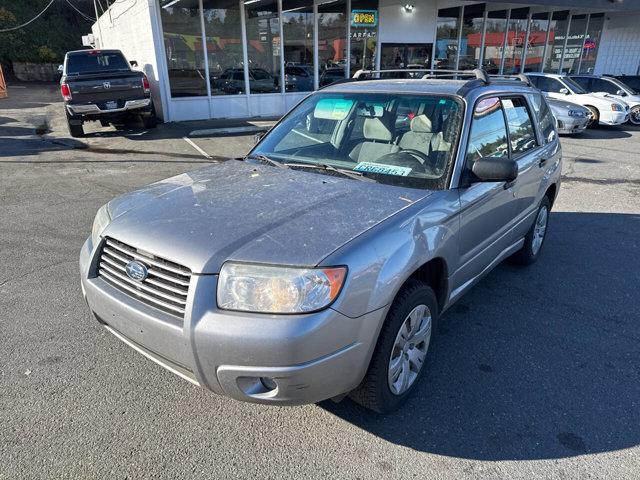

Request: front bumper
left=80, top=237, right=384, bottom=405
left=556, top=116, right=589, bottom=135
left=67, top=98, right=151, bottom=116
left=599, top=110, right=629, bottom=125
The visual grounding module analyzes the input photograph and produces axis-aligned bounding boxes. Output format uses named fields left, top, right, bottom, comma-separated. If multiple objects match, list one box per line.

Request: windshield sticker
left=354, top=162, right=412, bottom=176
left=314, top=98, right=354, bottom=120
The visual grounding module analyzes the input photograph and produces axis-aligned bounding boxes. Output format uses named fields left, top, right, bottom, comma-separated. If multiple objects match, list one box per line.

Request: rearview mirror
left=471, top=157, right=518, bottom=183
left=616, top=89, right=626, bottom=96
left=559, top=88, right=569, bottom=95
left=130, top=60, right=138, bottom=67
left=57, top=64, right=63, bottom=73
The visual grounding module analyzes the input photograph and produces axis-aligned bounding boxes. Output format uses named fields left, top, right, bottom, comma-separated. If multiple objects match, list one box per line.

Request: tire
left=66, top=115, right=84, bottom=138
left=509, top=196, right=551, bottom=266
left=629, top=105, right=640, bottom=125
left=585, top=106, right=599, bottom=128
left=140, top=111, right=158, bottom=129
left=349, top=280, right=439, bottom=413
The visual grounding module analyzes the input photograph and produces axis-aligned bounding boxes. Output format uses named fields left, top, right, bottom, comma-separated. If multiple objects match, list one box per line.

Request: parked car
left=284, top=66, right=314, bottom=91
left=570, top=74, right=640, bottom=125
left=320, top=67, right=348, bottom=87
left=80, top=69, right=561, bottom=413
left=60, top=49, right=157, bottom=137
left=607, top=74, right=640, bottom=92
left=546, top=98, right=591, bottom=135
left=527, top=73, right=629, bottom=127
left=214, top=67, right=277, bottom=94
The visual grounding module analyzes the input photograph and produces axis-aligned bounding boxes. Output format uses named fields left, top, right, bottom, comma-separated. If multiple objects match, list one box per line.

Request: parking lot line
left=182, top=136, right=213, bottom=160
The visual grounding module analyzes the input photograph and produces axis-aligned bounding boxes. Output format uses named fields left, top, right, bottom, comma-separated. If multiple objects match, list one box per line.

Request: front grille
left=97, top=237, right=191, bottom=318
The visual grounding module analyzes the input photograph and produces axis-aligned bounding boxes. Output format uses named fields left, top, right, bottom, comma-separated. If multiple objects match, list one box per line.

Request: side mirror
left=57, top=64, right=63, bottom=73
left=559, top=88, right=569, bottom=95
left=253, top=132, right=265, bottom=144
left=616, top=89, right=626, bottom=96
left=471, top=157, right=518, bottom=183
left=130, top=60, right=138, bottom=67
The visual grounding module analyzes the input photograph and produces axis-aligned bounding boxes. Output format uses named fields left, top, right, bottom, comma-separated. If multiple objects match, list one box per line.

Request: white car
left=569, top=75, right=640, bottom=125
left=527, top=73, right=629, bottom=127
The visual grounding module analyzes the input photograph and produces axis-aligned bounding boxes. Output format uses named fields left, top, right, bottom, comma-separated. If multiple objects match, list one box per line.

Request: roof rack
left=352, top=68, right=489, bottom=81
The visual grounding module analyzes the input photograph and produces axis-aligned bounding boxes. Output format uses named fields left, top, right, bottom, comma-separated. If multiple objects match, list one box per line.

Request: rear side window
left=502, top=97, right=537, bottom=155
left=528, top=93, right=556, bottom=144
left=66, top=51, right=129, bottom=75
left=465, top=97, right=509, bottom=163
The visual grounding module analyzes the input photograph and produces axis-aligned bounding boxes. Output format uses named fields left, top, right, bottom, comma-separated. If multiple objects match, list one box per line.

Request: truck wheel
left=349, top=280, right=438, bottom=413
left=509, top=196, right=551, bottom=266
left=141, top=112, right=158, bottom=129
left=66, top=115, right=84, bottom=138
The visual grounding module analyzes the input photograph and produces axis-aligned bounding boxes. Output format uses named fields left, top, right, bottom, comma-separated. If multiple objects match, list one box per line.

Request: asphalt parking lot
left=1, top=83, right=639, bottom=479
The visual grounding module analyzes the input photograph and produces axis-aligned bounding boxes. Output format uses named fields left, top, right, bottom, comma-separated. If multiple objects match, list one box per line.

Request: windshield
left=251, top=92, right=463, bottom=190
left=561, top=77, right=587, bottom=94
left=66, top=51, right=130, bottom=75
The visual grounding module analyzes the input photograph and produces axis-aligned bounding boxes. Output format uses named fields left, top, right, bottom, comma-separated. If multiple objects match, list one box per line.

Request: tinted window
left=466, top=97, right=509, bottom=163
left=535, top=76, right=566, bottom=93
left=502, top=97, right=537, bottom=155
left=528, top=93, right=557, bottom=144
left=66, top=51, right=129, bottom=75
left=592, top=78, right=620, bottom=94
left=571, top=77, right=592, bottom=90
left=614, top=76, right=640, bottom=93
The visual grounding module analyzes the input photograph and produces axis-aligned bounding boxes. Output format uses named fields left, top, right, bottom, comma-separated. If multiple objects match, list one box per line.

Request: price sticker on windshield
left=354, top=161, right=412, bottom=176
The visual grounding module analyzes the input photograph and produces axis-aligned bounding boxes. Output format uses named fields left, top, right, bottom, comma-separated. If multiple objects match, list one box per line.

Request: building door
left=381, top=43, right=432, bottom=71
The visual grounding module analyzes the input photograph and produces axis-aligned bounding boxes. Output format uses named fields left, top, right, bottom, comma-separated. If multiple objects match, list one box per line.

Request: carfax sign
left=351, top=9, right=378, bottom=28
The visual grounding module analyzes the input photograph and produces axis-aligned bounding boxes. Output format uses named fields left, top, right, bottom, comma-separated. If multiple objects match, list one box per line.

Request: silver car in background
left=80, top=70, right=562, bottom=413
left=546, top=98, right=591, bottom=135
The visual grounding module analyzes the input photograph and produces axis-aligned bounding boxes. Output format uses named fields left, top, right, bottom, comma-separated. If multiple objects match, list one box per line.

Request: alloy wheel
left=630, top=106, right=640, bottom=125
left=532, top=205, right=548, bottom=255
left=388, top=304, right=432, bottom=395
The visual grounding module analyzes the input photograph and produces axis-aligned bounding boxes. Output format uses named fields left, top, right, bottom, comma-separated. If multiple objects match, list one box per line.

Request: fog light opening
left=260, top=376, right=277, bottom=391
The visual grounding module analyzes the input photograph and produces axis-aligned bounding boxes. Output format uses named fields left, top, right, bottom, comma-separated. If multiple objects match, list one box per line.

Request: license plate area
left=105, top=100, right=118, bottom=110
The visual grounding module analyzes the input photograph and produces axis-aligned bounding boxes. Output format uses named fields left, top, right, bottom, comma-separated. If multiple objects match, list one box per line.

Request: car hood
left=103, top=160, right=433, bottom=274
left=583, top=92, right=629, bottom=107
left=547, top=99, right=588, bottom=114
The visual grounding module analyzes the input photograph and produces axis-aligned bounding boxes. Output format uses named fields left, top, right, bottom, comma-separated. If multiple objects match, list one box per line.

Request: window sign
left=351, top=10, right=378, bottom=28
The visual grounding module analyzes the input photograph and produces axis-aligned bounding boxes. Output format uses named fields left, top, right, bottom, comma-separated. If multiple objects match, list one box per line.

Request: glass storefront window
left=503, top=8, right=528, bottom=74
left=458, top=4, right=484, bottom=70
left=160, top=0, right=207, bottom=97
left=350, top=0, right=378, bottom=75
left=580, top=13, right=604, bottom=74
left=434, top=7, right=460, bottom=70
left=562, top=14, right=587, bottom=74
left=543, top=11, right=569, bottom=73
left=282, top=0, right=314, bottom=92
left=244, top=0, right=281, bottom=94
left=203, top=0, right=247, bottom=95
left=318, top=0, right=347, bottom=87
left=482, top=10, right=507, bottom=74
left=523, top=12, right=549, bottom=72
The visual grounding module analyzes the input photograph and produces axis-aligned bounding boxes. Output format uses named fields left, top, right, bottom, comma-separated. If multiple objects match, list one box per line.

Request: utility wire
left=0, top=0, right=57, bottom=33
left=65, top=0, right=96, bottom=21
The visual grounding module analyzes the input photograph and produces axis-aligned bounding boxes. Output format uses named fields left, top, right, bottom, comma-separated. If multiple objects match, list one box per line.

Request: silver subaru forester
left=80, top=70, right=561, bottom=413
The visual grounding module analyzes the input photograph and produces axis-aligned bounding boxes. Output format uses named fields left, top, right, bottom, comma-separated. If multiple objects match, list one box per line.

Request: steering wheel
left=400, top=148, right=431, bottom=165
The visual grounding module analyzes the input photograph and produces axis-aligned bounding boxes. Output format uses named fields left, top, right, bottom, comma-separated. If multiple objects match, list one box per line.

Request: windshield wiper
left=283, top=162, right=375, bottom=182
left=245, top=153, right=289, bottom=168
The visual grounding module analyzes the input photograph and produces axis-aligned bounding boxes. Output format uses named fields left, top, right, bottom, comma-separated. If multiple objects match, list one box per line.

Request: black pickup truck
left=60, top=49, right=157, bottom=137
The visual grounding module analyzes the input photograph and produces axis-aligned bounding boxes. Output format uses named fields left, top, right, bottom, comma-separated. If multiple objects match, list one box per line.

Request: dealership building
left=91, top=0, right=640, bottom=122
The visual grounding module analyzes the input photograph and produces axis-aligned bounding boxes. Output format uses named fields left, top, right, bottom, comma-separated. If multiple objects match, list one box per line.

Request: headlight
left=611, top=103, right=624, bottom=112
left=568, top=109, right=584, bottom=118
left=217, top=262, right=347, bottom=313
left=91, top=203, right=111, bottom=245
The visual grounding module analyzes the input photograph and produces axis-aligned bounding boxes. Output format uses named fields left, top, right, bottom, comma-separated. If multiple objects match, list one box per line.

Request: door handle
left=539, top=157, right=549, bottom=167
